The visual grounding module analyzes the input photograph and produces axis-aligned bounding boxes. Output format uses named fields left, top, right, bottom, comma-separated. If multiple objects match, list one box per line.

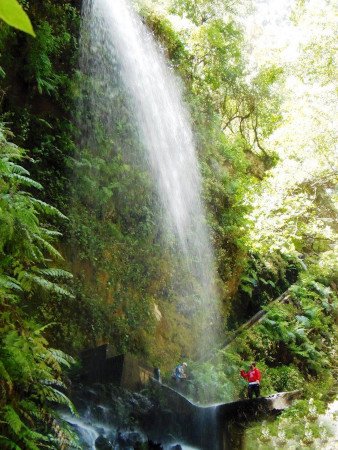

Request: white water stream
left=79, top=0, right=219, bottom=350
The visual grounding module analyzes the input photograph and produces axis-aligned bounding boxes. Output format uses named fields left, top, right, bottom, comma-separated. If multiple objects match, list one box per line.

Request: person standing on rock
left=240, top=362, right=261, bottom=399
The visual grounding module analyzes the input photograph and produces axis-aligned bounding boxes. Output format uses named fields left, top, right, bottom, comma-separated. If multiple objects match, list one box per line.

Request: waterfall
left=78, top=0, right=219, bottom=354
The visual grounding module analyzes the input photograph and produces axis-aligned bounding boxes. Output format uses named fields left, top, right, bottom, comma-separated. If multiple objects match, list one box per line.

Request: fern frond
left=41, top=379, right=66, bottom=390
left=31, top=234, right=63, bottom=260
left=20, top=273, right=74, bottom=297
left=8, top=174, right=43, bottom=190
left=22, top=427, right=50, bottom=445
left=40, top=228, right=62, bottom=238
left=49, top=417, right=81, bottom=449
left=31, top=323, right=56, bottom=336
left=19, top=401, right=43, bottom=422
left=48, top=349, right=75, bottom=368
left=2, top=333, right=33, bottom=381
left=0, top=361, right=13, bottom=393
left=0, top=275, right=22, bottom=292
left=17, top=407, right=34, bottom=428
left=30, top=198, right=67, bottom=220
left=14, top=207, right=40, bottom=232
left=40, top=354, right=61, bottom=374
left=36, top=268, right=73, bottom=280
left=3, top=405, right=24, bottom=435
left=21, top=439, right=40, bottom=450
left=0, top=436, right=21, bottom=450
left=38, top=387, right=76, bottom=415
left=7, top=162, right=30, bottom=176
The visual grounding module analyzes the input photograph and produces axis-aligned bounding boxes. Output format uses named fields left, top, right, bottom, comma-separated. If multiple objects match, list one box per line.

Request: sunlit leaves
left=246, top=0, right=337, bottom=270
left=169, top=0, right=238, bottom=25
left=0, top=0, right=35, bottom=36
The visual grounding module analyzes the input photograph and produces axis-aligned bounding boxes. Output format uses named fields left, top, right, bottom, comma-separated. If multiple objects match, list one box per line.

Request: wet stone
left=116, top=430, right=145, bottom=446
left=95, top=435, right=113, bottom=450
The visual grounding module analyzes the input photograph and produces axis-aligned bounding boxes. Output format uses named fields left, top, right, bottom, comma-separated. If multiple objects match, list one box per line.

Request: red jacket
left=240, top=367, right=261, bottom=383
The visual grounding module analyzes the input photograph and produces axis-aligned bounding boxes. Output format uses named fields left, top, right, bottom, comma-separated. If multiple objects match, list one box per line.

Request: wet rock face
left=95, top=434, right=113, bottom=449
left=63, top=383, right=157, bottom=449
left=71, top=383, right=153, bottom=427
left=94, top=431, right=164, bottom=449
left=116, top=430, right=145, bottom=447
left=67, top=381, right=218, bottom=449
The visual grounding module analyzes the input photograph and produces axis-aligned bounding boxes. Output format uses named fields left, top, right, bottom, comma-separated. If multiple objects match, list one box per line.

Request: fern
left=6, top=162, right=30, bottom=176
left=0, top=322, right=78, bottom=448
left=22, top=440, right=40, bottom=450
left=7, top=173, right=43, bottom=190
left=17, top=404, right=35, bottom=428
left=30, top=198, right=68, bottom=220
left=39, top=228, right=62, bottom=238
left=39, top=387, right=76, bottom=415
left=49, top=418, right=81, bottom=450
left=0, top=127, right=78, bottom=449
left=19, top=272, right=74, bottom=298
left=48, top=349, right=75, bottom=368
left=0, top=362, right=13, bottom=391
left=3, top=406, right=24, bottom=435
left=31, top=234, right=63, bottom=260
left=36, top=268, right=73, bottom=280
left=0, top=275, right=22, bottom=292
left=18, top=401, right=43, bottom=422
left=0, top=436, right=21, bottom=450
left=16, top=206, right=40, bottom=229
left=40, top=379, right=66, bottom=390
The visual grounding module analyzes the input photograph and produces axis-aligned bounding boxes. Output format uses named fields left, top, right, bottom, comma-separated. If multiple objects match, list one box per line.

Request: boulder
left=95, top=435, right=113, bottom=450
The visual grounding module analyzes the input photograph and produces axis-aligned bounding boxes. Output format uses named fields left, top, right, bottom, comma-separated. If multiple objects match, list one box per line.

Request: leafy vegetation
left=0, top=126, right=77, bottom=448
left=0, top=0, right=336, bottom=447
left=0, top=0, right=35, bottom=36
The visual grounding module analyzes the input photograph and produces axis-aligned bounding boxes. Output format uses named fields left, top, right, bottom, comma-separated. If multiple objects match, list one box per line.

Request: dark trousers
left=248, top=383, right=260, bottom=399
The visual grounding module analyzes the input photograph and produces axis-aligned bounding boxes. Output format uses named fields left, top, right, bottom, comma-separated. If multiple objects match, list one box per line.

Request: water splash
left=62, top=413, right=100, bottom=449
left=79, top=0, right=219, bottom=354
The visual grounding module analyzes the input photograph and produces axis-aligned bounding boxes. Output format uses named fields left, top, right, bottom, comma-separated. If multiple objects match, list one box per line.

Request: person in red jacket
left=240, top=362, right=261, bottom=399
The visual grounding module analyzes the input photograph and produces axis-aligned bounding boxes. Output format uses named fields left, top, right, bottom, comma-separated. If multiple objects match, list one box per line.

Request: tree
left=247, top=0, right=337, bottom=268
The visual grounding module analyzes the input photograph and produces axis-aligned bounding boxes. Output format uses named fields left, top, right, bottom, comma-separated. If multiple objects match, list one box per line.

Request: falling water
left=79, top=0, right=219, bottom=352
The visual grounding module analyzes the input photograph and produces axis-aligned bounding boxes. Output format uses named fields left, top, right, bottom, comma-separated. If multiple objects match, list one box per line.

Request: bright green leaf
left=0, top=0, right=35, bottom=36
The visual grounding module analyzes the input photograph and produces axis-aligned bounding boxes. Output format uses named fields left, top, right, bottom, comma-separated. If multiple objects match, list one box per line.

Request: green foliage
left=230, top=252, right=301, bottom=328
left=0, top=129, right=72, bottom=292
left=264, top=365, right=304, bottom=392
left=183, top=361, right=230, bottom=404
left=247, top=0, right=337, bottom=265
left=186, top=258, right=336, bottom=407
left=0, top=5, right=335, bottom=442
left=239, top=276, right=337, bottom=375
left=169, top=0, right=238, bottom=26
left=26, top=20, right=69, bottom=95
left=0, top=0, right=35, bottom=36
left=0, top=126, right=78, bottom=448
left=0, top=318, right=78, bottom=449
left=0, top=0, right=79, bottom=205
left=0, top=0, right=286, bottom=364
left=141, top=7, right=188, bottom=66
left=245, top=390, right=335, bottom=449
